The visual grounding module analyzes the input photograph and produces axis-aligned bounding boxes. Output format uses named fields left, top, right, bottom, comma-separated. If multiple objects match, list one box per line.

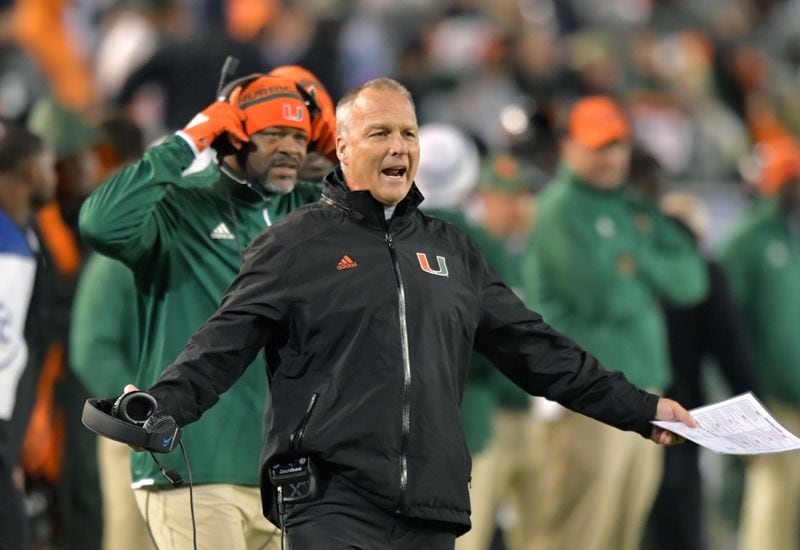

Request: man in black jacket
left=138, top=78, right=695, bottom=549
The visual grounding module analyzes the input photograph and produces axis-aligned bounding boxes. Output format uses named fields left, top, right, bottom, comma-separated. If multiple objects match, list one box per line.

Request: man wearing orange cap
left=723, top=140, right=800, bottom=550
left=78, top=75, right=319, bottom=550
left=524, top=96, right=708, bottom=550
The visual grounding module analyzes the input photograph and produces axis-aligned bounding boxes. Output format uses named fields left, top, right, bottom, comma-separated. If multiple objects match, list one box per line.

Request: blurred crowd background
left=7, top=0, right=800, bottom=240
left=3, top=0, right=800, bottom=548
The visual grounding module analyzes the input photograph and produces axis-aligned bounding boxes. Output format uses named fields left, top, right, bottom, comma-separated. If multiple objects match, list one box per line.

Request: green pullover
left=524, top=166, right=707, bottom=390
left=722, top=199, right=800, bottom=404
left=80, top=136, right=320, bottom=486
left=70, top=254, right=139, bottom=397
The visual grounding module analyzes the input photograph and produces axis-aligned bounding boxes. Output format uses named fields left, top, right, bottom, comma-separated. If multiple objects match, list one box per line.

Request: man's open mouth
left=381, top=167, right=407, bottom=178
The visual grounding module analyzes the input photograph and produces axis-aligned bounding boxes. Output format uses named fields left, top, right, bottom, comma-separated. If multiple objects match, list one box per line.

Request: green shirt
left=721, top=199, right=800, bottom=404
left=79, top=136, right=320, bottom=486
left=524, top=166, right=707, bottom=390
left=70, top=254, right=139, bottom=397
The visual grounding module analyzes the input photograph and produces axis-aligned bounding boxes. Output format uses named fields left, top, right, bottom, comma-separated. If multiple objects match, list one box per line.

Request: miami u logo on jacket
left=282, top=104, right=305, bottom=121
left=416, top=253, right=449, bottom=277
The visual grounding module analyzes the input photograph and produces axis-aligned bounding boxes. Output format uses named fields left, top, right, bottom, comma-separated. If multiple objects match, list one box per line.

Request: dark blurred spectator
left=27, top=97, right=103, bottom=236
left=723, top=139, right=800, bottom=550
left=26, top=97, right=105, bottom=550
left=0, top=122, right=56, bottom=550
left=632, top=149, right=757, bottom=550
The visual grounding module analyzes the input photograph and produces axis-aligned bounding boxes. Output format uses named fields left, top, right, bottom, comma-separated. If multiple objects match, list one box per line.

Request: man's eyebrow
left=364, top=123, right=391, bottom=132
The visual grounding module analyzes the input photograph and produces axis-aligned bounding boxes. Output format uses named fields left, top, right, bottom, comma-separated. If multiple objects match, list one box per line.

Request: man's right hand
left=178, top=87, right=249, bottom=153
left=650, top=397, right=697, bottom=445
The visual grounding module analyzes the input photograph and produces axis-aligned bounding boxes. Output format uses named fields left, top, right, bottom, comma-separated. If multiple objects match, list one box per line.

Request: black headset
left=83, top=392, right=195, bottom=547
left=82, top=391, right=181, bottom=454
left=218, top=72, right=322, bottom=119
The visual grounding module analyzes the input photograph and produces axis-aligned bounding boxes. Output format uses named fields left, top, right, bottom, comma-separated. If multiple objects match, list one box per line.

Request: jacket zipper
left=385, top=229, right=411, bottom=513
left=290, top=392, right=320, bottom=454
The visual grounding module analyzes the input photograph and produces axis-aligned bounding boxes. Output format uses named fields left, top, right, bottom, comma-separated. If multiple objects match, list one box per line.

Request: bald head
left=335, top=78, right=416, bottom=138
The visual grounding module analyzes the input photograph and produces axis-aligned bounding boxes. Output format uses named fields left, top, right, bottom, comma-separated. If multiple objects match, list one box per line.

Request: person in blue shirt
left=0, top=121, right=56, bottom=550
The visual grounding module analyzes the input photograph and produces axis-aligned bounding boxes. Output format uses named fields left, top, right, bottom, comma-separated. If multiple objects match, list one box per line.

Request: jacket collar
left=214, top=163, right=270, bottom=205
left=321, top=166, right=424, bottom=227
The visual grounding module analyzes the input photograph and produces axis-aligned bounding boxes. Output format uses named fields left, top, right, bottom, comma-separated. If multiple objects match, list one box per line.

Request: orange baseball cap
left=757, top=138, right=800, bottom=196
left=234, top=76, right=312, bottom=140
left=568, top=96, right=630, bottom=149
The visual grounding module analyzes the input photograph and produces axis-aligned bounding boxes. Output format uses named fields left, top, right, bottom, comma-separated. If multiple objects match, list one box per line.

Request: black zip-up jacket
left=148, top=167, right=659, bottom=533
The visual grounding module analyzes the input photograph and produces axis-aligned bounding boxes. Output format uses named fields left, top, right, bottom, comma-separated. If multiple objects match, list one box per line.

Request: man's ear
left=335, top=135, right=347, bottom=165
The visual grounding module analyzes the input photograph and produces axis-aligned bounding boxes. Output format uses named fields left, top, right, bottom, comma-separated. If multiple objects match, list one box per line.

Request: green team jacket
left=523, top=166, right=708, bottom=390
left=79, top=135, right=320, bottom=487
left=721, top=199, right=800, bottom=404
left=70, top=254, right=139, bottom=397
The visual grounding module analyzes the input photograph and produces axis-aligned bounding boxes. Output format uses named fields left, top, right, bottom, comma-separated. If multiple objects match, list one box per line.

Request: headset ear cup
left=113, top=392, right=158, bottom=425
left=111, top=394, right=126, bottom=419
left=143, top=412, right=180, bottom=452
left=142, top=412, right=175, bottom=433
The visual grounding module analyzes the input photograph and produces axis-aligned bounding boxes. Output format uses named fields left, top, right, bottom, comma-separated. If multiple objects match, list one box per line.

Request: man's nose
left=276, top=135, right=305, bottom=155
left=388, top=132, right=408, bottom=156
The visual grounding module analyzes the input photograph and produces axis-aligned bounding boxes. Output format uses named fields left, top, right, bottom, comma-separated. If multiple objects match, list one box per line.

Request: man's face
left=336, top=88, right=420, bottom=206
left=563, top=138, right=631, bottom=190
left=480, top=190, right=517, bottom=237
left=244, top=126, right=308, bottom=195
left=58, top=148, right=101, bottom=204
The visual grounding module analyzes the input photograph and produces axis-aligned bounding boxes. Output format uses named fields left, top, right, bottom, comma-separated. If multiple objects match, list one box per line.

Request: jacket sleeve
left=635, top=210, right=708, bottom=306
left=69, top=255, right=138, bottom=397
left=472, top=242, right=658, bottom=438
left=146, top=230, right=289, bottom=426
left=78, top=135, right=199, bottom=268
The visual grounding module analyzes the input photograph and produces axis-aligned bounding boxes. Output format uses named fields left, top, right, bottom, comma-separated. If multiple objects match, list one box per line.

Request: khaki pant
left=740, top=401, right=800, bottom=550
left=97, top=437, right=155, bottom=550
left=134, top=483, right=280, bottom=550
left=531, top=409, right=663, bottom=550
left=457, top=408, right=546, bottom=550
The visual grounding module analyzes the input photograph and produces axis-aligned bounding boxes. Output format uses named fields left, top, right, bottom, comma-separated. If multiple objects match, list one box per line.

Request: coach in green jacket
left=523, top=96, right=707, bottom=550
left=80, top=75, right=321, bottom=550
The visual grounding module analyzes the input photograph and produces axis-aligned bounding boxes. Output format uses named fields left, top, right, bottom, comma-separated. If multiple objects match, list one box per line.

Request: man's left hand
left=650, top=397, right=697, bottom=445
